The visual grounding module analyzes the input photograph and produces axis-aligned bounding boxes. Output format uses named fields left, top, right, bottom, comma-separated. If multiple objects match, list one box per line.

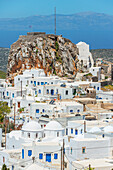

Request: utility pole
left=61, top=147, right=62, bottom=170
left=63, top=139, right=65, bottom=170
left=21, top=80, right=22, bottom=97
left=84, top=121, right=86, bottom=133
left=14, top=103, right=15, bottom=130
left=5, top=116, right=7, bottom=149
left=55, top=7, right=56, bottom=35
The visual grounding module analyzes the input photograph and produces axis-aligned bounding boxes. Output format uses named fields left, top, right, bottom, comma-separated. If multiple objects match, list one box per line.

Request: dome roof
left=44, top=120, right=63, bottom=130
left=26, top=163, right=48, bottom=170
left=89, top=127, right=101, bottom=133
left=104, top=126, right=113, bottom=133
left=22, top=121, right=41, bottom=131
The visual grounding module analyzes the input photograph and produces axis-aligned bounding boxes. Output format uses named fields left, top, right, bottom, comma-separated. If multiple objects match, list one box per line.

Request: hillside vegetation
left=91, top=49, right=113, bottom=63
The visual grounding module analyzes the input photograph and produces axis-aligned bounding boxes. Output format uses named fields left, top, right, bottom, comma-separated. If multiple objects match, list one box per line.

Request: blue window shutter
left=54, top=153, right=58, bottom=159
left=45, top=82, right=47, bottom=85
left=39, top=153, right=43, bottom=159
left=42, top=109, right=45, bottom=113
left=12, top=93, right=14, bottom=98
left=22, top=149, right=24, bottom=159
left=31, top=81, right=33, bottom=84
left=28, top=150, right=32, bottom=156
left=7, top=92, right=9, bottom=96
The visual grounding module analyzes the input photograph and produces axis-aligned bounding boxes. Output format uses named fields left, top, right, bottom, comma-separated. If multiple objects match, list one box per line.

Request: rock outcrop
left=7, top=32, right=79, bottom=82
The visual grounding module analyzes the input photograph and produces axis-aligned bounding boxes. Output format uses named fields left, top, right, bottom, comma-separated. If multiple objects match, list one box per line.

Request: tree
left=0, top=102, right=11, bottom=123
left=2, top=164, right=10, bottom=170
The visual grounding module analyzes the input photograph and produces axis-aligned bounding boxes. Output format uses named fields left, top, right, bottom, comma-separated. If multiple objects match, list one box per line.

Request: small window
left=32, top=74, right=34, bottom=78
left=81, top=129, right=83, bottom=134
left=47, top=89, right=49, bottom=94
left=36, top=133, right=38, bottom=138
left=3, top=156, right=5, bottom=163
left=66, top=90, right=68, bottom=95
left=36, top=109, right=39, bottom=113
left=31, top=81, right=33, bottom=84
left=42, top=109, right=45, bottom=113
left=56, top=89, right=58, bottom=94
left=28, top=133, right=30, bottom=138
left=18, top=78, right=20, bottom=81
left=97, top=87, right=99, bottom=90
left=44, top=133, right=46, bottom=137
left=7, top=91, right=9, bottom=96
left=39, top=89, right=41, bottom=94
left=28, top=150, right=32, bottom=156
left=75, top=129, right=78, bottom=135
left=66, top=129, right=68, bottom=135
left=12, top=93, right=14, bottom=98
left=37, top=82, right=40, bottom=85
left=71, top=128, right=73, bottom=134
left=28, top=103, right=30, bottom=106
left=82, top=147, right=86, bottom=154
left=77, top=109, right=80, bottom=113
left=39, top=153, right=43, bottom=159
left=57, top=132, right=59, bottom=137
left=45, top=82, right=47, bottom=85
left=70, top=110, right=73, bottom=113
left=71, top=147, right=72, bottom=154
left=54, top=153, right=58, bottom=159
left=51, top=82, right=53, bottom=84
left=41, top=82, right=44, bottom=85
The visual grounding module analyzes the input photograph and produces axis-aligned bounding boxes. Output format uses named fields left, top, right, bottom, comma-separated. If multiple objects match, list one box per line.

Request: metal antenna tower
left=55, top=7, right=56, bottom=35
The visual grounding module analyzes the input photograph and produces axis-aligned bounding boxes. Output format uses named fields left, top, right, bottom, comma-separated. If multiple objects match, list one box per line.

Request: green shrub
left=55, top=41, right=59, bottom=51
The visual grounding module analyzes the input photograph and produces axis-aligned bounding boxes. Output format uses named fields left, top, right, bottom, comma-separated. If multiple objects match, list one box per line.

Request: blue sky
left=0, top=0, right=113, bottom=18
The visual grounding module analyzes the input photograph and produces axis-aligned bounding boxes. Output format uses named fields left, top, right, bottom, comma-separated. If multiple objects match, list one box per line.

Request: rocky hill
left=0, top=47, right=9, bottom=72
left=7, top=32, right=78, bottom=82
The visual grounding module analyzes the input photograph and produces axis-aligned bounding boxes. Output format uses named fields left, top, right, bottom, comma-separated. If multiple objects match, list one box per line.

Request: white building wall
left=69, top=138, right=109, bottom=161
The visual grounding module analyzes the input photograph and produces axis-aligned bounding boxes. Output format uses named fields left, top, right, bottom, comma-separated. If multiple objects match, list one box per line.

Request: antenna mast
left=55, top=7, right=56, bottom=35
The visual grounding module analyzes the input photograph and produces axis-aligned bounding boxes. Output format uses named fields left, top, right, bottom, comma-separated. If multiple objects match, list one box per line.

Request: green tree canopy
left=2, top=164, right=10, bottom=170
left=0, top=102, right=11, bottom=123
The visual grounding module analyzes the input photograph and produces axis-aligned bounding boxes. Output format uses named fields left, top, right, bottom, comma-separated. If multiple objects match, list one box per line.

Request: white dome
left=22, top=121, right=41, bottom=131
left=44, top=120, right=63, bottom=130
left=89, top=127, right=101, bottom=133
left=26, top=163, right=48, bottom=170
left=104, top=126, right=113, bottom=133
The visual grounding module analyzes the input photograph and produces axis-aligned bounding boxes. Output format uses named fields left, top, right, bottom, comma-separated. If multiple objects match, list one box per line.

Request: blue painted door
left=46, top=154, right=51, bottom=162
left=22, top=149, right=24, bottom=159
